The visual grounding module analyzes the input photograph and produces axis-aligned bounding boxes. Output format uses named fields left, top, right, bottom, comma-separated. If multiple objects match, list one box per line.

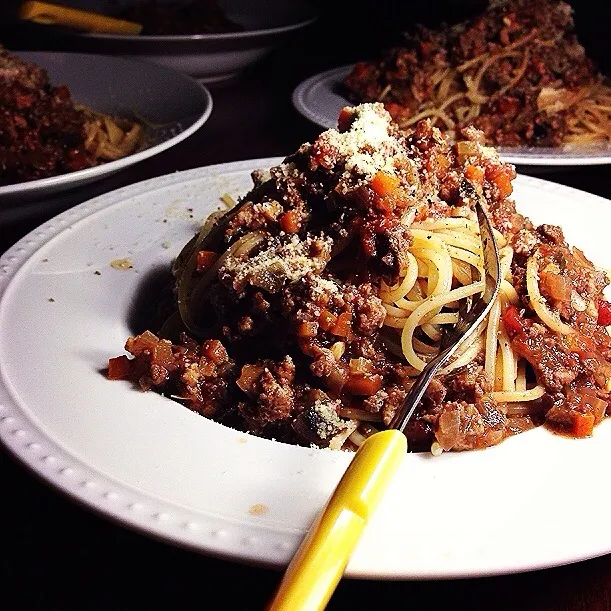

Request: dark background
left=1, top=2, right=611, bottom=610
left=0, top=0, right=609, bottom=72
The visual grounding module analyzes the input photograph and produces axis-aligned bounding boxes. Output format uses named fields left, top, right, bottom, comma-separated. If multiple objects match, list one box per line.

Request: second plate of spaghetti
left=0, top=51, right=213, bottom=201
left=292, top=65, right=611, bottom=167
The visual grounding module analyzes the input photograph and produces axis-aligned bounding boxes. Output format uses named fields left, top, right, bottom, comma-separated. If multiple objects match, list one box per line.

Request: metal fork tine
left=390, top=199, right=501, bottom=435
left=476, top=200, right=502, bottom=305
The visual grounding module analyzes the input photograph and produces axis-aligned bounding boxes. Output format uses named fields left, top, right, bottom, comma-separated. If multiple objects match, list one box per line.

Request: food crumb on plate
left=110, top=258, right=133, bottom=270
left=248, top=503, right=269, bottom=516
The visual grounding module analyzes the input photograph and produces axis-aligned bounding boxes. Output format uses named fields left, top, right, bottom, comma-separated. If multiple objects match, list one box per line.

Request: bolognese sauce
left=0, top=46, right=144, bottom=186
left=343, top=0, right=611, bottom=147
left=109, top=103, right=611, bottom=453
left=0, top=46, right=95, bottom=185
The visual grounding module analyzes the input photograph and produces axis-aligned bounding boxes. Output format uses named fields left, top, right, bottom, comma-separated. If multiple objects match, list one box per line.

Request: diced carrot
left=486, top=165, right=514, bottom=199
left=126, top=330, right=159, bottom=355
left=338, top=107, right=354, bottom=131
left=296, top=321, right=319, bottom=337
left=319, top=309, right=337, bottom=331
left=197, top=358, right=216, bottom=377
left=425, top=152, right=451, bottom=176
left=495, top=173, right=513, bottom=199
left=107, top=355, right=133, bottom=380
left=152, top=339, right=175, bottom=370
left=435, top=153, right=450, bottom=174
left=572, top=412, right=595, bottom=438
left=370, top=171, right=400, bottom=197
left=201, top=339, right=228, bottom=365
left=330, top=312, right=353, bottom=337
left=196, top=250, right=219, bottom=272
left=280, top=209, right=301, bottom=233
left=343, top=374, right=383, bottom=396
left=375, top=187, right=410, bottom=214
left=465, top=164, right=484, bottom=186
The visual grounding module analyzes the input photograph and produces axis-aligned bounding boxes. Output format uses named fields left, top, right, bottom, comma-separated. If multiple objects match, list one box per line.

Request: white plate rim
left=73, top=0, right=318, bottom=44
left=1, top=159, right=611, bottom=580
left=292, top=64, right=611, bottom=167
left=0, top=53, right=214, bottom=198
left=79, top=13, right=318, bottom=43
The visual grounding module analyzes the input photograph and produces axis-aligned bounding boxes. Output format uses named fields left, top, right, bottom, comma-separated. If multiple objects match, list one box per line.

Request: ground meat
left=225, top=199, right=284, bottom=240
left=0, top=46, right=95, bottom=185
left=363, top=385, right=408, bottom=423
left=120, top=332, right=237, bottom=420
left=351, top=284, right=387, bottom=335
left=542, top=386, right=609, bottom=438
left=429, top=365, right=508, bottom=451
left=342, top=0, right=607, bottom=148
left=537, top=224, right=566, bottom=246
left=512, top=322, right=580, bottom=390
left=238, top=356, right=297, bottom=430
left=110, top=101, right=611, bottom=451
left=535, top=234, right=607, bottom=325
left=512, top=227, right=540, bottom=259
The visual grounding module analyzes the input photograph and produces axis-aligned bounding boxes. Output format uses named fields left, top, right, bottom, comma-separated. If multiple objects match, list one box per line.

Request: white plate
left=1, top=159, right=611, bottom=579
left=0, top=52, right=212, bottom=202
left=51, top=0, right=318, bottom=83
left=292, top=65, right=611, bottom=167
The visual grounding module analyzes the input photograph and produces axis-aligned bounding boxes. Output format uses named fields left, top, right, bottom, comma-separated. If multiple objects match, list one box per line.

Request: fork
left=267, top=198, right=501, bottom=611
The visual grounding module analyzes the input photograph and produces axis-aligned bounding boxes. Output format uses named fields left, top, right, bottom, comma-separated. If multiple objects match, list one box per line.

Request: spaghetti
left=343, top=0, right=611, bottom=148
left=79, top=106, right=144, bottom=162
left=379, top=211, right=547, bottom=410
left=109, top=102, right=611, bottom=454
left=0, top=46, right=144, bottom=186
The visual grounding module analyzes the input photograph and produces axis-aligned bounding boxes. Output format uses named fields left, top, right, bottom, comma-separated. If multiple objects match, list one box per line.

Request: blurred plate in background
left=1, top=51, right=212, bottom=206
left=44, top=0, right=318, bottom=83
left=292, top=64, right=611, bottom=168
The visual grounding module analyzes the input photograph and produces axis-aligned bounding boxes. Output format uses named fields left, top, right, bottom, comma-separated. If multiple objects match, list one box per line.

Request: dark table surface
left=2, top=4, right=611, bottom=610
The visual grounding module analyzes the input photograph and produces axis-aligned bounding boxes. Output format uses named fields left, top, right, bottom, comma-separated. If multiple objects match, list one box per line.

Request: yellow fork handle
left=19, top=1, right=143, bottom=35
left=267, top=429, right=407, bottom=611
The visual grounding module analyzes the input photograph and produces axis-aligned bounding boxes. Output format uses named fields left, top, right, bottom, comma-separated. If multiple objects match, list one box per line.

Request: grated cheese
left=315, top=103, right=404, bottom=178
left=222, top=234, right=332, bottom=293
left=308, top=398, right=344, bottom=440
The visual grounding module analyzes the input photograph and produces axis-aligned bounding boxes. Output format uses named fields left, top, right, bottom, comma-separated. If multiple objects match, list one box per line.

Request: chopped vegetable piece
left=598, top=300, right=611, bottom=326
left=572, top=412, right=595, bottom=438
left=465, top=164, right=484, bottom=185
left=502, top=305, right=526, bottom=336
left=343, top=374, right=383, bottom=396
left=279, top=209, right=301, bottom=233
left=196, top=250, right=219, bottom=272
left=371, top=171, right=400, bottom=197
left=107, top=355, right=133, bottom=380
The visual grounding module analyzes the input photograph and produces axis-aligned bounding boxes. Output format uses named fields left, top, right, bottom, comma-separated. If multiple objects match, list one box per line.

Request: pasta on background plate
left=343, top=0, right=611, bottom=148
left=109, top=102, right=611, bottom=454
left=0, top=46, right=143, bottom=186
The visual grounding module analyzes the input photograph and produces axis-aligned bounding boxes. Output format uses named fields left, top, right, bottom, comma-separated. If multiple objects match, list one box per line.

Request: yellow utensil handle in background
left=19, top=1, right=142, bottom=35
left=267, top=429, right=407, bottom=611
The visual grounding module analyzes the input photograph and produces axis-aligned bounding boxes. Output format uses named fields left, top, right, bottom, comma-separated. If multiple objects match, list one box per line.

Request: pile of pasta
left=79, top=106, right=144, bottom=162
left=343, top=0, right=611, bottom=147
left=109, top=102, right=611, bottom=453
